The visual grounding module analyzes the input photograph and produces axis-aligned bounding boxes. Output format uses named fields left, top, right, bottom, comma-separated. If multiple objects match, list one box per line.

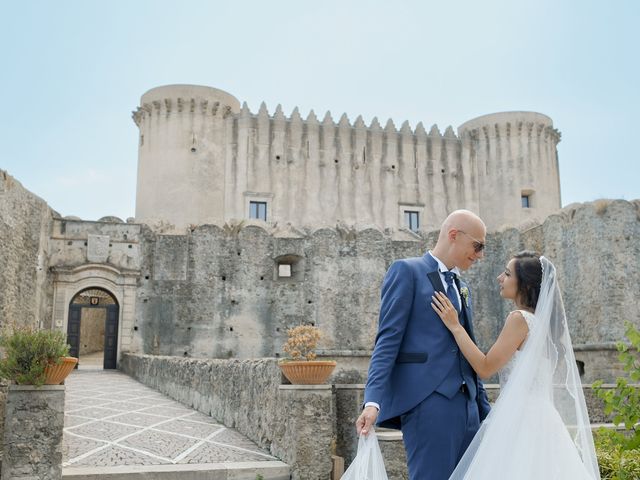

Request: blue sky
left=1, top=0, right=638, bottom=220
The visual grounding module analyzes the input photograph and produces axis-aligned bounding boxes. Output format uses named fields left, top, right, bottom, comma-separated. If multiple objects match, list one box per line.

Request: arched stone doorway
left=52, top=264, right=140, bottom=369
left=67, top=288, right=119, bottom=369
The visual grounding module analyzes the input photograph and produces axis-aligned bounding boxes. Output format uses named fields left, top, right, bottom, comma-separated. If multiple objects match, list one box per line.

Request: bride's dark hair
left=513, top=251, right=543, bottom=309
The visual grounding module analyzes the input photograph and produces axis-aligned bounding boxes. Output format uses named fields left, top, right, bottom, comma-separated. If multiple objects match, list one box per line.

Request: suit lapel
left=427, top=270, right=445, bottom=294
left=454, top=277, right=477, bottom=342
left=424, top=254, right=476, bottom=340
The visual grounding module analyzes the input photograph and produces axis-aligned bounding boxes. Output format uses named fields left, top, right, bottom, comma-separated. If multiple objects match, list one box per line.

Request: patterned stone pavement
left=62, top=370, right=287, bottom=477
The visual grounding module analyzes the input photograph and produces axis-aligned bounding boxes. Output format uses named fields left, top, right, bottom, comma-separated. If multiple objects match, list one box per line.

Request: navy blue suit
left=364, top=253, right=491, bottom=479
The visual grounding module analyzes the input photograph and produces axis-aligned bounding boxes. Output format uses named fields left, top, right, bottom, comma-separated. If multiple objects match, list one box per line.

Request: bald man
left=357, top=210, right=491, bottom=480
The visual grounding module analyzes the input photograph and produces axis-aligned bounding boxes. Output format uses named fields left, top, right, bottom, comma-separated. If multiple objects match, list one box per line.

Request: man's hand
left=356, top=406, right=379, bottom=436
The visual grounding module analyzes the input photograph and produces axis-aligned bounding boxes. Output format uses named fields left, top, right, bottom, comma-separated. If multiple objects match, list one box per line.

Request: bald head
left=437, top=210, right=486, bottom=243
left=433, top=210, right=486, bottom=270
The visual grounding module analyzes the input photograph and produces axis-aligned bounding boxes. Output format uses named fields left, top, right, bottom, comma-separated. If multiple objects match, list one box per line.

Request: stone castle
left=132, top=85, right=561, bottom=233
left=1, top=85, right=638, bottom=387
left=1, top=84, right=639, bottom=478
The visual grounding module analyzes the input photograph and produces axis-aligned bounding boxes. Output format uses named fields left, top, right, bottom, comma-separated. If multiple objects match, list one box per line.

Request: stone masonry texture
left=0, top=170, right=54, bottom=331
left=2, top=385, right=65, bottom=480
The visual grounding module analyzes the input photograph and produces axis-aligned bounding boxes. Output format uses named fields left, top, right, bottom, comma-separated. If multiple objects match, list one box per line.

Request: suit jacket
left=364, top=252, right=491, bottom=428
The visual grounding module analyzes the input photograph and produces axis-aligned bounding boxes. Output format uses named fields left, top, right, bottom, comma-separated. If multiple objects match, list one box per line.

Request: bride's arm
left=432, top=292, right=529, bottom=379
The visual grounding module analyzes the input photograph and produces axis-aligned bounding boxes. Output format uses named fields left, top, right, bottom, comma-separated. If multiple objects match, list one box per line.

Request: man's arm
left=476, top=379, right=491, bottom=421
left=357, top=260, right=414, bottom=434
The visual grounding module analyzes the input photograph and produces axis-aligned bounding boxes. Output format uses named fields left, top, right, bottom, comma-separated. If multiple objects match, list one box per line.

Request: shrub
left=595, top=431, right=640, bottom=480
left=593, top=322, right=640, bottom=478
left=0, top=325, right=70, bottom=386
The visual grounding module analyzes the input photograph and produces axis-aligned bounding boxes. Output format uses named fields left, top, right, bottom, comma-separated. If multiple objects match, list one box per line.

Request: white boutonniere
left=460, top=287, right=470, bottom=308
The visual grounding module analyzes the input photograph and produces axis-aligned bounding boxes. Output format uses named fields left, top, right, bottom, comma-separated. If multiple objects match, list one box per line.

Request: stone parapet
left=277, top=385, right=335, bottom=479
left=120, top=355, right=636, bottom=479
left=1, top=384, right=65, bottom=480
left=120, top=354, right=334, bottom=480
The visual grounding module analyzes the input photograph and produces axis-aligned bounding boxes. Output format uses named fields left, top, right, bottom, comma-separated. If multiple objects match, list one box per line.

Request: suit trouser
left=401, top=389, right=480, bottom=480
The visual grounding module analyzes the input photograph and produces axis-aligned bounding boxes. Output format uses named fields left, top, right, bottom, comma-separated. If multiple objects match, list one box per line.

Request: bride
left=431, top=252, right=600, bottom=479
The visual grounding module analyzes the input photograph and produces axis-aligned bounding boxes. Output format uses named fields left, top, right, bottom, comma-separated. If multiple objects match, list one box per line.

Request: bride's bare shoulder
left=505, top=310, right=529, bottom=330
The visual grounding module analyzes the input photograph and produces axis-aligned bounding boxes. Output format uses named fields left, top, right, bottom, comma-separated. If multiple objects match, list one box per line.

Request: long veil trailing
left=450, top=257, right=601, bottom=479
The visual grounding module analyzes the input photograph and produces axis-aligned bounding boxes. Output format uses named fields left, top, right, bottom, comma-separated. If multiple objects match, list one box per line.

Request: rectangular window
left=521, top=195, right=531, bottom=208
left=404, top=211, right=420, bottom=232
left=249, top=201, right=267, bottom=220
left=278, top=264, right=292, bottom=278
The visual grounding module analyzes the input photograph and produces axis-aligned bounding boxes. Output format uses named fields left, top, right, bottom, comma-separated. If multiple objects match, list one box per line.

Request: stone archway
left=51, top=264, right=139, bottom=368
left=67, top=288, right=119, bottom=369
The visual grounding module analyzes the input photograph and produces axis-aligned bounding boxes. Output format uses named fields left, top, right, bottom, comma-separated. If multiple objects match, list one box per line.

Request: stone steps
left=62, top=461, right=290, bottom=480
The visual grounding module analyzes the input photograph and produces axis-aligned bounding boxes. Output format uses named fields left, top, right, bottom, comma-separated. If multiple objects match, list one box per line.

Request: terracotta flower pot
left=279, top=360, right=337, bottom=385
left=44, top=356, right=78, bottom=385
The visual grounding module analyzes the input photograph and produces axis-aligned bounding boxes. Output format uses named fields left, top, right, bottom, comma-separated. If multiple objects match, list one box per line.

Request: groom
left=357, top=210, right=491, bottom=480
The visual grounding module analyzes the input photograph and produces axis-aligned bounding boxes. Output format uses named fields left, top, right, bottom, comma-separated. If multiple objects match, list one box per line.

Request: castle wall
left=129, top=199, right=639, bottom=382
left=132, top=86, right=561, bottom=233
left=133, top=222, right=424, bottom=363
left=0, top=170, right=54, bottom=330
left=1, top=171, right=635, bottom=383
left=223, top=106, right=479, bottom=232
left=446, top=199, right=640, bottom=382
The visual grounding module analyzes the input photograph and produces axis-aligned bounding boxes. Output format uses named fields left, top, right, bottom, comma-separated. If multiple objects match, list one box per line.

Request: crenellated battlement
left=233, top=100, right=461, bottom=142
left=131, top=84, right=241, bottom=126
left=131, top=98, right=235, bottom=126
left=459, top=111, right=561, bottom=143
left=133, top=85, right=562, bottom=233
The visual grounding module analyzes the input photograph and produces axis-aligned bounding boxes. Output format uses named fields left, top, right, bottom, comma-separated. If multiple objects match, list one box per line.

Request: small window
left=274, top=254, right=303, bottom=281
left=521, top=195, right=531, bottom=208
left=404, top=211, right=420, bottom=232
left=250, top=201, right=267, bottom=220
left=278, top=264, right=292, bottom=278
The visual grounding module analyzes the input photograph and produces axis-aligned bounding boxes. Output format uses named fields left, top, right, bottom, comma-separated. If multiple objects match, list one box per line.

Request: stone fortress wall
left=0, top=171, right=53, bottom=331
left=130, top=198, right=640, bottom=383
left=2, top=170, right=638, bottom=384
left=132, top=85, right=561, bottom=233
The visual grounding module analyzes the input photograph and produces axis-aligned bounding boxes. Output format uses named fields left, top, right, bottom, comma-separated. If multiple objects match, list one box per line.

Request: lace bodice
left=498, top=310, right=535, bottom=388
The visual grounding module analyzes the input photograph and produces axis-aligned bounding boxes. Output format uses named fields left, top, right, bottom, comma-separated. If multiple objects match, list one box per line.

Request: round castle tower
left=132, top=85, right=240, bottom=230
left=459, top=112, right=562, bottom=230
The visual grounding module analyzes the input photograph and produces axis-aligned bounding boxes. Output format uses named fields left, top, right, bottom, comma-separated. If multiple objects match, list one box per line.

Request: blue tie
left=443, top=270, right=461, bottom=313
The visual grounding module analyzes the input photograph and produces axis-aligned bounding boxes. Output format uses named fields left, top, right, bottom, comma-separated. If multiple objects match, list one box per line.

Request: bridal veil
left=449, top=257, right=600, bottom=479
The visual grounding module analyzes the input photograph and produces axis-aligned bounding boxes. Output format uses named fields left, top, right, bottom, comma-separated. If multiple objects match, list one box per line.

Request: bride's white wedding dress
left=449, top=258, right=600, bottom=479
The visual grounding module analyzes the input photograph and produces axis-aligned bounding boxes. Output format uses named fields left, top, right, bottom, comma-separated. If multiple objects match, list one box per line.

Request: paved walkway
left=76, top=351, right=104, bottom=370
left=62, top=369, right=288, bottom=479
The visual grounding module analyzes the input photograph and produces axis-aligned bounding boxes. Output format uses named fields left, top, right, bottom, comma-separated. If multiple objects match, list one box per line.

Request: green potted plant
left=278, top=325, right=336, bottom=385
left=0, top=324, right=77, bottom=386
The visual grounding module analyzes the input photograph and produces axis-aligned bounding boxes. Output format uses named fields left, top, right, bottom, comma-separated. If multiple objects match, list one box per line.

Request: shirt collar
left=429, top=251, right=461, bottom=276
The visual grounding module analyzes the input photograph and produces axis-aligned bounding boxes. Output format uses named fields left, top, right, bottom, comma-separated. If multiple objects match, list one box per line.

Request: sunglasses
left=458, top=230, right=485, bottom=253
